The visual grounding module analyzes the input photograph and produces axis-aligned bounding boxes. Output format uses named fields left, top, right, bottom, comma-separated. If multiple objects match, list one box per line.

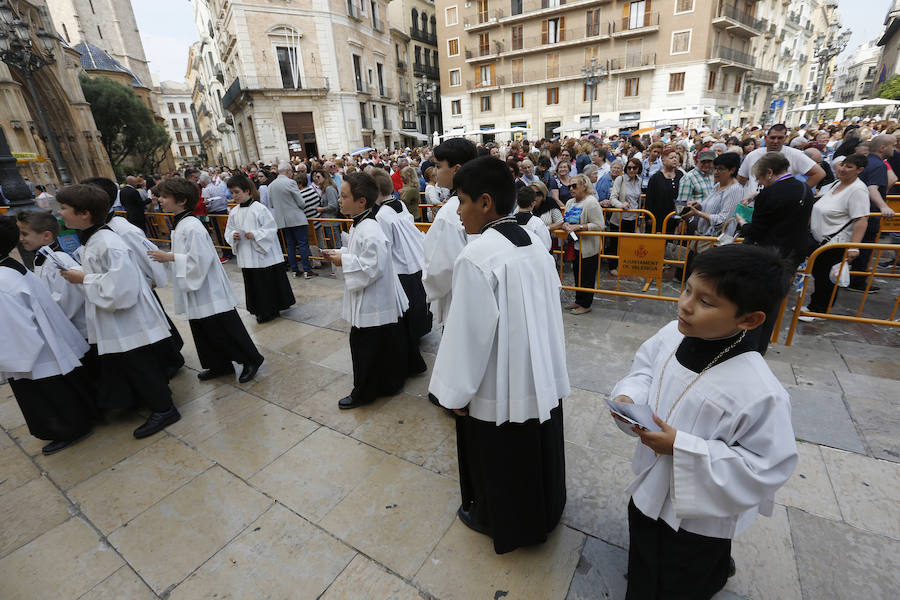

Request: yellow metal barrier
left=784, top=241, right=900, bottom=345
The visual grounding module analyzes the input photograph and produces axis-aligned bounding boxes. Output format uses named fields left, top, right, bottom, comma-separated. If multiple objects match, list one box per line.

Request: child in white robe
left=224, top=173, right=295, bottom=323
left=513, top=187, right=552, bottom=251
left=429, top=156, right=570, bottom=554
left=81, top=177, right=185, bottom=378
left=1, top=216, right=94, bottom=455
left=322, top=172, right=411, bottom=410
left=421, top=138, right=477, bottom=327
left=150, top=178, right=264, bottom=384
left=16, top=210, right=87, bottom=338
left=57, top=185, right=180, bottom=440
left=366, top=167, right=429, bottom=375
left=610, top=243, right=798, bottom=599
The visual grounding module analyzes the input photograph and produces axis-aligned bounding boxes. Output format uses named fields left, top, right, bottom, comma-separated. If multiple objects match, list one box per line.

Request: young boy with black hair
left=513, top=187, right=551, bottom=251
left=610, top=243, right=798, bottom=600
left=82, top=176, right=185, bottom=377
left=429, top=155, right=570, bottom=554
left=322, top=172, right=411, bottom=410
left=16, top=210, right=87, bottom=338
left=149, top=177, right=264, bottom=383
left=57, top=185, right=180, bottom=439
left=421, top=138, right=477, bottom=327
left=1, top=215, right=95, bottom=455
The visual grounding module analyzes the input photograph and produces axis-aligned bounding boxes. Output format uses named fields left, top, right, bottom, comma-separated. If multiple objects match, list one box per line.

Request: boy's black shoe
left=728, top=557, right=736, bottom=578
left=428, top=393, right=441, bottom=406
left=42, top=430, right=93, bottom=455
left=338, top=394, right=371, bottom=410
left=256, top=313, right=278, bottom=324
left=197, top=368, right=232, bottom=381
left=456, top=503, right=490, bottom=535
left=134, top=407, right=181, bottom=439
left=238, top=356, right=264, bottom=383
left=167, top=358, right=185, bottom=380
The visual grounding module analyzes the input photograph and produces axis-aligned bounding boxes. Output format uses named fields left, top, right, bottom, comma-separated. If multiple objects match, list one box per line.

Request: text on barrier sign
left=618, top=237, right=665, bottom=279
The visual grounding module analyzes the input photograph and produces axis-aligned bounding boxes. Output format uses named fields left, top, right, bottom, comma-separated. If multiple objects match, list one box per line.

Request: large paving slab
left=836, top=371, right=900, bottom=462
left=784, top=386, right=867, bottom=454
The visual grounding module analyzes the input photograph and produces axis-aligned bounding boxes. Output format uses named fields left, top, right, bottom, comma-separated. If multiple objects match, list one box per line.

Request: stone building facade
left=159, top=80, right=202, bottom=167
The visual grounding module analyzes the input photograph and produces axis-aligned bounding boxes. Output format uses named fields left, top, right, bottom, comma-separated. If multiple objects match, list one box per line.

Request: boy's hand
left=148, top=250, right=174, bottom=263
left=244, top=231, right=254, bottom=240
left=634, top=414, right=677, bottom=455
left=60, top=269, right=85, bottom=284
left=233, top=232, right=241, bottom=241
left=322, top=249, right=342, bottom=266
left=609, top=394, right=634, bottom=424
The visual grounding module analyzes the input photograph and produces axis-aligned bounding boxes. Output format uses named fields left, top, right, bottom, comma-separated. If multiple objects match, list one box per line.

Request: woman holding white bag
left=802, top=153, right=870, bottom=321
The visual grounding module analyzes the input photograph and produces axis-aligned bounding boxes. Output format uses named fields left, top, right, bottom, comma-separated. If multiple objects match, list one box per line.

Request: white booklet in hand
left=36, top=246, right=70, bottom=270
left=606, top=398, right=662, bottom=432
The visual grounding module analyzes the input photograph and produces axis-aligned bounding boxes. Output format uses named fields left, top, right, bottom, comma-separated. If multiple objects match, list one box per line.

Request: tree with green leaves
left=877, top=74, right=900, bottom=100
left=79, top=74, right=171, bottom=173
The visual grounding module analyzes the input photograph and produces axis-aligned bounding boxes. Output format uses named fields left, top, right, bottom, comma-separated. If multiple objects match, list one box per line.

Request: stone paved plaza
left=1, top=263, right=898, bottom=600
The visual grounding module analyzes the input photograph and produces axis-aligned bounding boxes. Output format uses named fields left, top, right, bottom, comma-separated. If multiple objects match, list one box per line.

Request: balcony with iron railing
left=712, top=4, right=764, bottom=37
left=609, top=53, right=656, bottom=72
left=413, top=63, right=440, bottom=80
left=482, top=28, right=611, bottom=62
left=396, top=59, right=407, bottom=71
left=466, top=75, right=506, bottom=90
left=410, top=27, right=437, bottom=45
left=399, top=90, right=411, bottom=103
left=710, top=46, right=755, bottom=69
left=785, top=11, right=801, bottom=29
left=416, top=99, right=441, bottom=113
left=401, top=120, right=417, bottom=130
left=379, top=86, right=393, bottom=99
left=747, top=68, right=779, bottom=85
left=611, top=12, right=660, bottom=37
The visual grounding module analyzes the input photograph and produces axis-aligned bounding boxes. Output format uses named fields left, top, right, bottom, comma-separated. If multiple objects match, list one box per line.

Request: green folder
left=734, top=203, right=753, bottom=223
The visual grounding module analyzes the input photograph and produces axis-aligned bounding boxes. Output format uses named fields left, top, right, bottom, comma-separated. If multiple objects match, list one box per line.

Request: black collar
left=482, top=215, right=532, bottom=247
left=77, top=224, right=104, bottom=245
left=0, top=255, right=26, bottom=275
left=676, top=330, right=756, bottom=373
left=34, top=240, right=61, bottom=266
left=514, top=211, right=533, bottom=226
left=352, top=207, right=375, bottom=226
left=172, top=210, right=193, bottom=228
left=240, top=198, right=255, bottom=208
left=385, top=198, right=403, bottom=213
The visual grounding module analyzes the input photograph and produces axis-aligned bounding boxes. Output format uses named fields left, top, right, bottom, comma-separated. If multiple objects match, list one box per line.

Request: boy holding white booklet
left=609, top=244, right=798, bottom=600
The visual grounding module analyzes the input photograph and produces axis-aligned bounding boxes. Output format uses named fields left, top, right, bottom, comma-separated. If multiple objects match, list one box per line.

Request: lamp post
left=811, top=2, right=850, bottom=125
left=0, top=0, right=71, bottom=188
left=581, top=57, right=607, bottom=135
left=416, top=79, right=436, bottom=137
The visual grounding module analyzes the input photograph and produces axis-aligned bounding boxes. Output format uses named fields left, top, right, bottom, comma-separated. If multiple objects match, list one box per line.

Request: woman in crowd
left=553, top=160, right=574, bottom=210
left=516, top=159, right=540, bottom=188
left=683, top=152, right=743, bottom=255
left=606, top=157, right=643, bottom=275
left=803, top=153, right=870, bottom=321
left=399, top=166, right=421, bottom=220
left=423, top=166, right=441, bottom=222
left=740, top=137, right=757, bottom=156
left=560, top=174, right=605, bottom=315
left=645, top=147, right=683, bottom=233
left=312, top=169, right=341, bottom=253
left=531, top=180, right=564, bottom=252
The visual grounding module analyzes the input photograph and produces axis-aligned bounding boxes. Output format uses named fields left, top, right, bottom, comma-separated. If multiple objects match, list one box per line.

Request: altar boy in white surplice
left=610, top=243, right=798, bottom=600
left=429, top=155, right=570, bottom=555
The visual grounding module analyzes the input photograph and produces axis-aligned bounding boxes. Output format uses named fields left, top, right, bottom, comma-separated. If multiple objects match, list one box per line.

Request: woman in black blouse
left=644, top=148, right=682, bottom=233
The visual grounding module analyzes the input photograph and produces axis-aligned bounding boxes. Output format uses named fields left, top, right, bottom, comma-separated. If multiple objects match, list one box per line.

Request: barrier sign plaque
left=618, top=237, right=665, bottom=279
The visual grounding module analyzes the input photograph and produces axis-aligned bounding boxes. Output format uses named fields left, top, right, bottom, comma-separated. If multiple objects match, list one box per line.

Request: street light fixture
left=0, top=0, right=71, bottom=190
left=581, top=57, right=608, bottom=136
left=811, top=6, right=850, bottom=125
left=416, top=78, right=437, bottom=137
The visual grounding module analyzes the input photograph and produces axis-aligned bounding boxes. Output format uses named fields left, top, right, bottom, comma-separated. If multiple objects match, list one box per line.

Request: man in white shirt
left=738, top=124, right=825, bottom=197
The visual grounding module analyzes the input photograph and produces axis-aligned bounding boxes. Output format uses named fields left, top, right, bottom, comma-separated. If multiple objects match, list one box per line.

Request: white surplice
left=429, top=227, right=570, bottom=425
left=224, top=201, right=285, bottom=269
left=0, top=262, right=88, bottom=380
left=170, top=213, right=237, bottom=319
left=514, top=210, right=552, bottom=251
left=79, top=229, right=169, bottom=354
left=339, top=215, right=408, bottom=328
left=611, top=321, right=798, bottom=539
left=375, top=201, right=425, bottom=275
left=107, top=215, right=168, bottom=288
left=422, top=195, right=467, bottom=325
left=34, top=248, right=87, bottom=338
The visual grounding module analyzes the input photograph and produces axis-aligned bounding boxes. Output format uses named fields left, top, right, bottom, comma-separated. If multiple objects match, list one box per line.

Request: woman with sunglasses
left=606, top=157, right=643, bottom=275
left=561, top=174, right=605, bottom=315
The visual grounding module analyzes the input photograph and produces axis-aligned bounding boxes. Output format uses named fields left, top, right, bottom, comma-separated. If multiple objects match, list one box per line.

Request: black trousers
left=9, top=367, right=95, bottom=441
left=572, top=253, right=599, bottom=308
left=626, top=500, right=731, bottom=600
left=151, top=289, right=185, bottom=369
left=189, top=309, right=262, bottom=372
left=349, top=321, right=408, bottom=404
left=97, top=340, right=174, bottom=412
left=456, top=403, right=566, bottom=554
left=849, top=216, right=879, bottom=288
left=808, top=246, right=846, bottom=313
left=242, top=264, right=295, bottom=318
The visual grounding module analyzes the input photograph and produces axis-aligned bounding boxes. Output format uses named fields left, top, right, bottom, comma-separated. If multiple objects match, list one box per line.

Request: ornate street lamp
left=581, top=57, right=608, bottom=135
left=811, top=3, right=850, bottom=125
left=416, top=79, right=437, bottom=137
left=0, top=0, right=71, bottom=188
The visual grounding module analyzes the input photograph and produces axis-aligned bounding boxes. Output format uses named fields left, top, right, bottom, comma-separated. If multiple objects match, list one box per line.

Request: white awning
left=399, top=130, right=430, bottom=142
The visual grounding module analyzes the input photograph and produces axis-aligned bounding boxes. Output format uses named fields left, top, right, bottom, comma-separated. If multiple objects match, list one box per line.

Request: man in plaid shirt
left=676, top=149, right=716, bottom=207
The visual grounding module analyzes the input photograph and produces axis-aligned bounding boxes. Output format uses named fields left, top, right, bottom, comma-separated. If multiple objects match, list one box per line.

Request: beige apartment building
left=197, top=0, right=402, bottom=162
left=435, top=0, right=770, bottom=138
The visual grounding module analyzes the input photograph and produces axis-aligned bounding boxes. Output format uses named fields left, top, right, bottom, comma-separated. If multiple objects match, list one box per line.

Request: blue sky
left=132, top=0, right=893, bottom=83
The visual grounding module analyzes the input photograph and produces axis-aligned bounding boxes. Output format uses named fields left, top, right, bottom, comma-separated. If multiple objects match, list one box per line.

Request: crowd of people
left=1, top=114, right=898, bottom=600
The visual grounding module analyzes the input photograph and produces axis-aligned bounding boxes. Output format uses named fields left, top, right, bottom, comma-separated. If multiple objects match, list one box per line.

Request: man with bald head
left=120, top=175, right=148, bottom=231
left=803, top=147, right=834, bottom=187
